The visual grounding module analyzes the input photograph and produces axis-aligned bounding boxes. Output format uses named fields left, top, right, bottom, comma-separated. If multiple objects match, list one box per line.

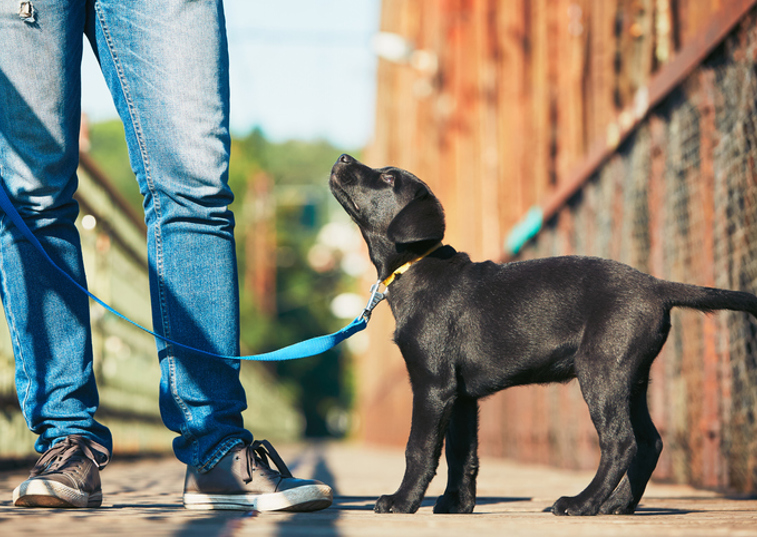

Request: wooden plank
left=496, top=0, right=528, bottom=234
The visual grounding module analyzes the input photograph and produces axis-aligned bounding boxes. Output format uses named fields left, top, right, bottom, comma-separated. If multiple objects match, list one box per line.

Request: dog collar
left=382, top=243, right=443, bottom=287
left=358, top=243, right=443, bottom=322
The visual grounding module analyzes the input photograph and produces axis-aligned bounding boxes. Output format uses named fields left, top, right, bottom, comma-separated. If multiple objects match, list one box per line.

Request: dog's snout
left=331, top=154, right=358, bottom=185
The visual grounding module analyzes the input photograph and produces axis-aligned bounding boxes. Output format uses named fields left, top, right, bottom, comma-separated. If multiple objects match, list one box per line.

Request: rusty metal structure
left=361, top=0, right=757, bottom=492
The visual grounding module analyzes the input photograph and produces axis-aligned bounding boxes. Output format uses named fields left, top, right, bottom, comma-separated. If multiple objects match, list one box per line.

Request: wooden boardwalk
left=1, top=442, right=755, bottom=536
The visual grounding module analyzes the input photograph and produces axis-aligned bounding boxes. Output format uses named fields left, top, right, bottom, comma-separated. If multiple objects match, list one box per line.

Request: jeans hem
left=194, top=437, right=245, bottom=473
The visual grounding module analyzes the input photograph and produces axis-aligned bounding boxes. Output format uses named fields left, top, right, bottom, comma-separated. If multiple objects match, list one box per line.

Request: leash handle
left=0, top=183, right=368, bottom=361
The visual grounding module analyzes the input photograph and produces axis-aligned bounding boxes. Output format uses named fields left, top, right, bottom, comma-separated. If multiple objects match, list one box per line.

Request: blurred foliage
left=88, top=121, right=363, bottom=438
left=87, top=120, right=143, bottom=211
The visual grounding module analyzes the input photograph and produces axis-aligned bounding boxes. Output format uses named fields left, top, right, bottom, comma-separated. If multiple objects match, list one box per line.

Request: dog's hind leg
left=552, top=366, right=637, bottom=516
left=434, top=396, right=479, bottom=514
left=600, top=379, right=663, bottom=514
left=375, top=386, right=456, bottom=513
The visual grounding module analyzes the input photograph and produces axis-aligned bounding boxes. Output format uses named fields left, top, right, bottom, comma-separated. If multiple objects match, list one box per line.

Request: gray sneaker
left=13, top=435, right=111, bottom=508
left=183, top=440, right=333, bottom=512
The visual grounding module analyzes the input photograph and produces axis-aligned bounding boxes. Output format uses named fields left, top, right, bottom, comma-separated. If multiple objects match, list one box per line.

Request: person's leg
left=87, top=1, right=331, bottom=510
left=87, top=0, right=251, bottom=469
left=0, top=0, right=113, bottom=509
left=0, top=0, right=112, bottom=455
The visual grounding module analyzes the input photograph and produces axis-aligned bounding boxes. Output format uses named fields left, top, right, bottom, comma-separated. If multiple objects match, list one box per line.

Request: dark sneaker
left=13, top=435, right=111, bottom=508
left=183, top=440, right=333, bottom=512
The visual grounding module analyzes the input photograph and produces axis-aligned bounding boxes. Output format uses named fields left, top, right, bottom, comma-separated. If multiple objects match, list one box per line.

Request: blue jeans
left=0, top=0, right=252, bottom=470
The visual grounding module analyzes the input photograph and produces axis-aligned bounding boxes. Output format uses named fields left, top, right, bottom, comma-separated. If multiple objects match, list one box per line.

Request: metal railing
left=499, top=17, right=757, bottom=491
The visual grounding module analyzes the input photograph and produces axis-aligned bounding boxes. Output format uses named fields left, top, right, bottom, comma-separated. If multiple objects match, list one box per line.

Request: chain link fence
left=503, top=24, right=757, bottom=491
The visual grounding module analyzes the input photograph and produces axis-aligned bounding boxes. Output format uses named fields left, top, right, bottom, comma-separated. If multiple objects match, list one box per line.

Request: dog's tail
left=659, top=280, right=757, bottom=317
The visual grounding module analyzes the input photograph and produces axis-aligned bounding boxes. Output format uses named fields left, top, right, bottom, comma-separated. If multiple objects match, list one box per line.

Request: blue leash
left=0, top=184, right=379, bottom=361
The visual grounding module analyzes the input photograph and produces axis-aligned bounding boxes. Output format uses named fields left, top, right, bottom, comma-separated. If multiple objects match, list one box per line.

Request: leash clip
left=19, top=1, right=35, bottom=22
left=360, top=280, right=386, bottom=321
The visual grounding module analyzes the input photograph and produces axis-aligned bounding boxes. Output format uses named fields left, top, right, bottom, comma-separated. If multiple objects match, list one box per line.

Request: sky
left=81, top=0, right=382, bottom=149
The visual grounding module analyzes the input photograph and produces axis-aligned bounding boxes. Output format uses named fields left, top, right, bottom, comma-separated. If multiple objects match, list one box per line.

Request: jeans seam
left=0, top=225, right=24, bottom=423
left=94, top=2, right=192, bottom=428
left=0, top=214, right=33, bottom=427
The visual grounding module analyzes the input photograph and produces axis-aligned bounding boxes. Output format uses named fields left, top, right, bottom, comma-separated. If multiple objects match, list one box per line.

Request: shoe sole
left=13, top=480, right=102, bottom=508
left=183, top=484, right=333, bottom=512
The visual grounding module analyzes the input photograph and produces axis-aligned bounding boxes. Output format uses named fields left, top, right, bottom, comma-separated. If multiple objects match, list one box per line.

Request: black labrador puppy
left=329, top=154, right=757, bottom=516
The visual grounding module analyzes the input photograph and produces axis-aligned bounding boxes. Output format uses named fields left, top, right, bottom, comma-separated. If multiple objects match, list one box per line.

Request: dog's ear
left=387, top=191, right=445, bottom=245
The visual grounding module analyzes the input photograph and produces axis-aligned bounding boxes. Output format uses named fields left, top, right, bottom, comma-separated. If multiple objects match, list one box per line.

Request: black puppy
left=329, top=154, right=757, bottom=516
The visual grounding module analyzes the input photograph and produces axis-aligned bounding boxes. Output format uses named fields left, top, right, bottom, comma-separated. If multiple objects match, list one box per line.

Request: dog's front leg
left=375, top=388, right=455, bottom=514
left=434, top=395, right=479, bottom=513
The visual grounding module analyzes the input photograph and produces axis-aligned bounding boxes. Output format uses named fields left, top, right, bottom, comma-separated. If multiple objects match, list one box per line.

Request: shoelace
left=30, top=435, right=111, bottom=477
left=241, top=440, right=293, bottom=483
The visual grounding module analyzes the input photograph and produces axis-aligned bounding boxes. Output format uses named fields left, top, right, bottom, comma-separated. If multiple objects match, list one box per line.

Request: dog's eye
left=381, top=173, right=395, bottom=186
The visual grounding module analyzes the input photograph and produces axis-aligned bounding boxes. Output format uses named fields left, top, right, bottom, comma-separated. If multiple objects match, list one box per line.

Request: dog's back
left=390, top=253, right=757, bottom=392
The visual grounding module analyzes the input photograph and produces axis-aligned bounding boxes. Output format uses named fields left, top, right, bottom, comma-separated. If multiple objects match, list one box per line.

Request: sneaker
left=13, top=435, right=111, bottom=508
left=183, top=440, right=333, bottom=512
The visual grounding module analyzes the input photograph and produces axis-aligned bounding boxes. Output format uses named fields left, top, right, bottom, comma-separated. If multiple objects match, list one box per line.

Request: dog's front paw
left=551, top=496, right=600, bottom=516
left=433, top=491, right=475, bottom=514
left=374, top=494, right=395, bottom=513
left=374, top=494, right=419, bottom=514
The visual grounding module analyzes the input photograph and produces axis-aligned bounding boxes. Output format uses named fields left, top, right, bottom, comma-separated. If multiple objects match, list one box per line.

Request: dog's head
left=330, top=154, right=445, bottom=278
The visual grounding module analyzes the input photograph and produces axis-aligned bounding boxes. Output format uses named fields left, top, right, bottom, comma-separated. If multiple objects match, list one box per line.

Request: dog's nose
left=338, top=154, right=353, bottom=165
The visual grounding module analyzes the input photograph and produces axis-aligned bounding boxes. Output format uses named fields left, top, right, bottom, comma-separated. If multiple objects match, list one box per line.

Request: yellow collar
left=381, top=243, right=443, bottom=287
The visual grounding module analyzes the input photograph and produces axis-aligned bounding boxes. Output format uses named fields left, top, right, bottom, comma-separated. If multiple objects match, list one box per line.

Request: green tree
left=88, top=120, right=142, bottom=213
left=232, top=132, right=363, bottom=437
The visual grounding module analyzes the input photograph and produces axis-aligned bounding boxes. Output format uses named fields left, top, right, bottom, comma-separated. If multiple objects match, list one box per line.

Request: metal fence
left=495, top=23, right=757, bottom=492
